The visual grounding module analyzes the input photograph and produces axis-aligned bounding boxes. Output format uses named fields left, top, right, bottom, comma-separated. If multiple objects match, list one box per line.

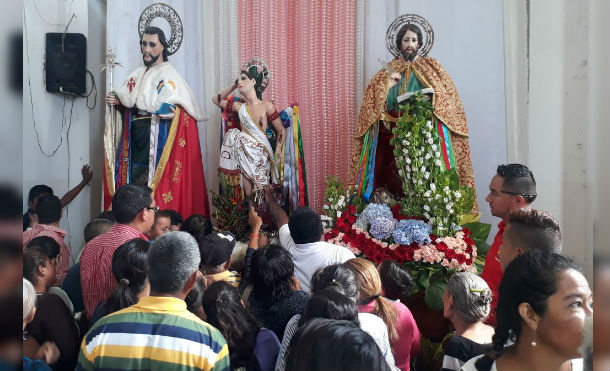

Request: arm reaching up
left=60, top=165, right=93, bottom=208
left=264, top=185, right=289, bottom=228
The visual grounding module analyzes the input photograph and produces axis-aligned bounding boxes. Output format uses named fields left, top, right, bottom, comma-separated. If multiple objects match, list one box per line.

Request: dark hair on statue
left=286, top=318, right=392, bottom=371
left=310, top=264, right=359, bottom=302
left=240, top=65, right=268, bottom=100
left=111, top=184, right=153, bottom=224
left=202, top=281, right=262, bottom=369
left=180, top=214, right=213, bottom=240
left=474, top=250, right=580, bottom=371
left=288, top=207, right=323, bottom=244
left=496, top=163, right=537, bottom=203
left=378, top=259, right=414, bottom=300
left=26, top=236, right=60, bottom=260
left=250, top=244, right=295, bottom=303
left=300, top=288, right=359, bottom=327
left=105, top=239, right=149, bottom=314
left=35, top=194, right=61, bottom=224
left=396, top=23, right=423, bottom=51
left=142, top=26, right=169, bottom=61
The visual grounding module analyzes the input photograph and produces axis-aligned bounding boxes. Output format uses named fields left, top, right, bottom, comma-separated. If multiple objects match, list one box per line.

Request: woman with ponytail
left=345, top=258, right=421, bottom=371
left=461, top=251, right=592, bottom=371
left=202, top=281, right=280, bottom=371
left=91, top=239, right=149, bottom=323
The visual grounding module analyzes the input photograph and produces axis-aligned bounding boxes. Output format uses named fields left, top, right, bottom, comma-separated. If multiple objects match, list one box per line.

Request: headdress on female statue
left=241, top=57, right=271, bottom=98
left=138, top=3, right=184, bottom=55
left=385, top=14, right=435, bottom=58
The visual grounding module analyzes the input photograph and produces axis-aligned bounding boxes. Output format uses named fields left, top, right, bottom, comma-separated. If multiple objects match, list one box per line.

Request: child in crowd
left=147, top=210, right=173, bottom=241
left=198, top=232, right=241, bottom=287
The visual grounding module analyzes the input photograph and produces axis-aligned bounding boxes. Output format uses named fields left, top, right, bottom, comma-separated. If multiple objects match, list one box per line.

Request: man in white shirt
left=265, top=187, right=355, bottom=292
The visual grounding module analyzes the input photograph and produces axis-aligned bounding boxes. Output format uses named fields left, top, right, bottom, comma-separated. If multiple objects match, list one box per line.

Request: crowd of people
left=19, top=163, right=594, bottom=371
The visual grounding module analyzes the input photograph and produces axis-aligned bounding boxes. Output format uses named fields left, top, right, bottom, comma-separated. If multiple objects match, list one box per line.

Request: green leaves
left=424, top=278, right=447, bottom=311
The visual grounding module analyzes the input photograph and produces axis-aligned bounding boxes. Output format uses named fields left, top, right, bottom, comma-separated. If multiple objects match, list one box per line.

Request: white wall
left=504, top=0, right=609, bottom=278
left=23, top=0, right=93, bottom=258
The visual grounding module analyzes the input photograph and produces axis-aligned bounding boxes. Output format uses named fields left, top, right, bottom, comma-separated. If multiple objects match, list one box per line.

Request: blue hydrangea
left=355, top=203, right=394, bottom=229
left=369, top=217, right=397, bottom=240
left=392, top=219, right=432, bottom=245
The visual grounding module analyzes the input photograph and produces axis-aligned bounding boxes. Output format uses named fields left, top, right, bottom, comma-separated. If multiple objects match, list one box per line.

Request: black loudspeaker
left=45, top=33, right=86, bottom=95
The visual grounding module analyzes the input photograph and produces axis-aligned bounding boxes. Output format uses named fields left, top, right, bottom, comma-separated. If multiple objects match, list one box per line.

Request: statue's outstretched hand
left=387, top=72, right=401, bottom=89
left=105, top=92, right=119, bottom=106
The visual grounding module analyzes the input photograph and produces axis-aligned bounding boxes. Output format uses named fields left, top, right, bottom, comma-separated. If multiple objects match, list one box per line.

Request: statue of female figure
left=213, top=58, right=286, bottom=198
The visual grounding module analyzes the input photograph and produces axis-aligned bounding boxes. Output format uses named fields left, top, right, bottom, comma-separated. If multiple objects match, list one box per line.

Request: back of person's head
left=185, top=274, right=206, bottom=320
left=166, top=209, right=183, bottom=229
left=446, top=272, right=492, bottom=323
left=345, top=258, right=399, bottom=341
left=28, top=185, right=53, bottom=204
left=34, top=194, right=61, bottom=224
left=302, top=288, right=359, bottom=325
left=147, top=231, right=200, bottom=294
left=181, top=214, right=213, bottom=240
left=23, top=279, right=36, bottom=322
left=106, top=239, right=149, bottom=314
left=26, top=236, right=60, bottom=260
left=286, top=318, right=392, bottom=371
left=96, top=210, right=115, bottom=222
left=378, top=259, right=414, bottom=300
left=496, top=164, right=537, bottom=204
left=251, top=244, right=295, bottom=303
left=111, top=184, right=153, bottom=224
left=311, top=263, right=359, bottom=302
left=23, top=247, right=51, bottom=286
left=84, top=218, right=114, bottom=243
left=197, top=231, right=236, bottom=271
left=475, top=251, right=581, bottom=371
left=505, top=209, right=561, bottom=254
left=288, top=207, right=323, bottom=244
left=202, top=281, right=261, bottom=368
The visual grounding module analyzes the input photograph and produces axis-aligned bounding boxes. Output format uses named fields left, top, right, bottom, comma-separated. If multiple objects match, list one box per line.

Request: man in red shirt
left=481, top=164, right=537, bottom=325
left=80, top=185, right=156, bottom=320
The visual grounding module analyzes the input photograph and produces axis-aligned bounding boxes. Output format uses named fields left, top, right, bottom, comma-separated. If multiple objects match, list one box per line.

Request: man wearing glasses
left=80, top=185, right=157, bottom=321
left=480, top=164, right=537, bottom=325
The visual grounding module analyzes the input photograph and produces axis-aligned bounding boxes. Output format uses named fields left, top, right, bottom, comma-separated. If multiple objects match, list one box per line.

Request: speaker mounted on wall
left=45, top=33, right=87, bottom=95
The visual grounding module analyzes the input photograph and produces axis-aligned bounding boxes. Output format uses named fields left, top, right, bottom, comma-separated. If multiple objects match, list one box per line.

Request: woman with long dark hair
left=285, top=318, right=392, bottom=371
left=202, top=281, right=280, bottom=370
left=462, top=251, right=592, bottom=371
left=91, top=239, right=149, bottom=323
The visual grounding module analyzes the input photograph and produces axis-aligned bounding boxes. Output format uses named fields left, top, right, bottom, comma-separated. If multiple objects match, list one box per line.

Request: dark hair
left=105, top=239, right=149, bottom=314
left=378, top=259, right=414, bottom=300
left=288, top=207, right=323, bottom=244
left=302, top=288, right=359, bottom=325
left=165, top=209, right=183, bottom=226
left=475, top=251, right=580, bottom=370
left=396, top=23, right=423, bottom=51
left=251, top=244, right=295, bottom=303
left=496, top=164, right=537, bottom=203
left=181, top=214, right=213, bottom=240
left=310, top=264, right=359, bottom=302
left=28, top=185, right=53, bottom=203
left=84, top=218, right=114, bottom=243
left=155, top=209, right=173, bottom=222
left=240, top=65, right=269, bottom=100
left=26, top=236, right=60, bottom=260
left=286, top=318, right=392, bottom=371
left=35, top=194, right=61, bottom=224
left=202, top=281, right=262, bottom=368
left=96, top=210, right=115, bottom=222
left=23, top=247, right=50, bottom=285
left=185, top=274, right=206, bottom=316
left=142, top=26, right=169, bottom=62
left=111, top=185, right=153, bottom=224
left=505, top=209, right=561, bottom=255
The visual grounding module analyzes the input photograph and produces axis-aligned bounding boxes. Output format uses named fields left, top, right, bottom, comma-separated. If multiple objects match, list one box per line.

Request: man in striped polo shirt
left=77, top=232, right=230, bottom=371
